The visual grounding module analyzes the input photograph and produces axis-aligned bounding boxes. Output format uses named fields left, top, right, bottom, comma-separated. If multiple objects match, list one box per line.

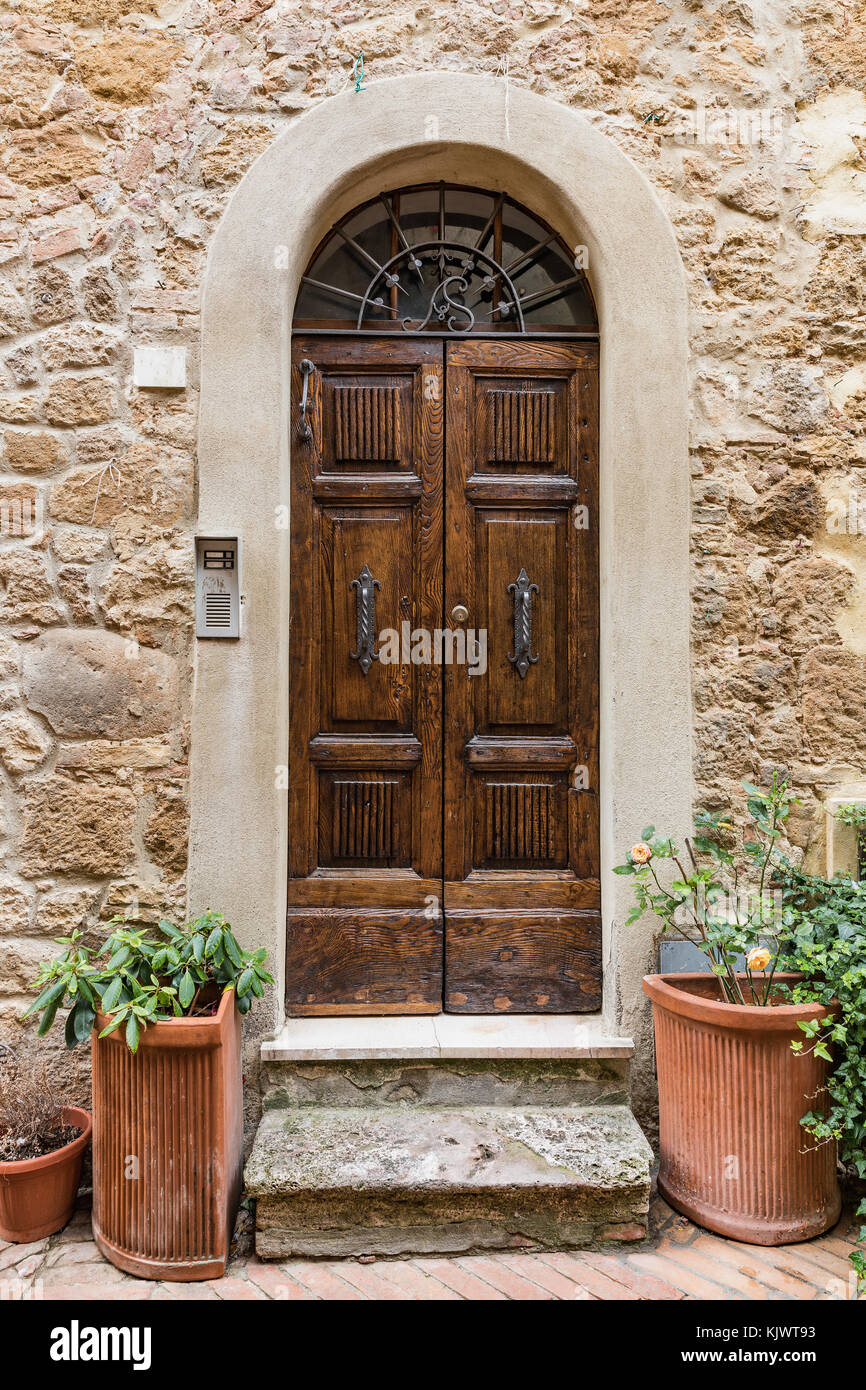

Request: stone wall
left=0, top=0, right=865, bottom=1097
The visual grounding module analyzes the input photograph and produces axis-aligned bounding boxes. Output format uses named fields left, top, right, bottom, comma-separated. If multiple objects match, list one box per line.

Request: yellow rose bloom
left=630, top=842, right=652, bottom=865
left=746, top=946, right=772, bottom=972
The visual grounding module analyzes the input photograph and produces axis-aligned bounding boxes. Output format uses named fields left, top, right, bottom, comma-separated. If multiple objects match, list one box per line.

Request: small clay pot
left=0, top=1107, right=92, bottom=1242
left=644, top=973, right=841, bottom=1245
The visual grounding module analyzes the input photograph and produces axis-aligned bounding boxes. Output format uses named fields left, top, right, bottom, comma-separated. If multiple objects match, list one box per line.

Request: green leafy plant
left=832, top=803, right=866, bottom=831
left=776, top=857, right=866, bottom=1289
left=24, top=910, right=273, bottom=1055
left=834, top=802, right=866, bottom=881
left=614, top=772, right=797, bottom=1005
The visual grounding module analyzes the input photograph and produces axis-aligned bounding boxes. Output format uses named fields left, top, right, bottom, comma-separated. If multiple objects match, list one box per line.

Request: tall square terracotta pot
left=644, top=972, right=841, bottom=1245
left=91, top=989, right=243, bottom=1281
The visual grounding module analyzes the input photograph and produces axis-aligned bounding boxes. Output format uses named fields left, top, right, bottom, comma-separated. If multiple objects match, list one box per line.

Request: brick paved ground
left=1, top=1197, right=862, bottom=1301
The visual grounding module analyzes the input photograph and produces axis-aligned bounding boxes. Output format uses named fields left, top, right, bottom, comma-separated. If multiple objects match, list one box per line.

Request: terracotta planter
left=644, top=972, right=841, bottom=1245
left=91, top=989, right=243, bottom=1281
left=0, top=1106, right=91, bottom=1242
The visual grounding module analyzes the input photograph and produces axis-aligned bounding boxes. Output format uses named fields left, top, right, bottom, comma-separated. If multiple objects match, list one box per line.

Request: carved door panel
left=443, top=340, right=600, bottom=1014
left=287, top=337, right=444, bottom=1014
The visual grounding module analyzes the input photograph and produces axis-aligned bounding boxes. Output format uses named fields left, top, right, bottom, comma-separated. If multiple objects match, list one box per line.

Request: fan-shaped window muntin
left=294, top=183, right=598, bottom=336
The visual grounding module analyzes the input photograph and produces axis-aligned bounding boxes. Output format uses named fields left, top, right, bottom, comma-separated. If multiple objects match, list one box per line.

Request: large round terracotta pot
left=643, top=972, right=841, bottom=1245
left=0, top=1106, right=91, bottom=1242
left=91, top=988, right=243, bottom=1281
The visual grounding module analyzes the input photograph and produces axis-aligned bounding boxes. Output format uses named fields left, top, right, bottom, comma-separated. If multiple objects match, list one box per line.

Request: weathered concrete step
left=262, top=1057, right=630, bottom=1109
left=245, top=1104, right=652, bottom=1259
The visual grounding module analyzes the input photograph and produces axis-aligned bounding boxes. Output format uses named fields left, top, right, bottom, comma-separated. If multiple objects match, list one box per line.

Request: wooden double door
left=287, top=335, right=599, bottom=1016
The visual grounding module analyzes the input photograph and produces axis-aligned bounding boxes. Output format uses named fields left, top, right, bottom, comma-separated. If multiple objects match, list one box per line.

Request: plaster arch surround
left=189, top=72, right=692, bottom=1093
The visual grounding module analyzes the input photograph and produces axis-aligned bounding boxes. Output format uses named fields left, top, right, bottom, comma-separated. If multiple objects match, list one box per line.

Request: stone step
left=245, top=1103, right=652, bottom=1259
left=262, top=1057, right=630, bottom=1110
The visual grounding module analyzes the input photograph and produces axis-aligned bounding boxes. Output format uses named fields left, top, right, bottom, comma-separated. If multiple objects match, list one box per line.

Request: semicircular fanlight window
left=294, top=183, right=597, bottom=335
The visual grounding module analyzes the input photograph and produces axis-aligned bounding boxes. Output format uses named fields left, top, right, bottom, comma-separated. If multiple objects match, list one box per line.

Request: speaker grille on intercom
left=204, top=592, right=232, bottom=628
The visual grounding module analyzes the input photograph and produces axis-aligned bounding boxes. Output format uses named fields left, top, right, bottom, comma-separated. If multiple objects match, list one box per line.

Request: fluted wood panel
left=490, top=389, right=556, bottom=464
left=92, top=991, right=243, bottom=1280
left=650, top=978, right=839, bottom=1244
left=486, top=782, right=552, bottom=862
left=333, top=779, right=398, bottom=860
left=334, top=385, right=400, bottom=461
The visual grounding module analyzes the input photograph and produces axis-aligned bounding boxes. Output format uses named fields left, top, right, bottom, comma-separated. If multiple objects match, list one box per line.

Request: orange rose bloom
left=630, top=842, right=653, bottom=865
left=746, top=946, right=772, bottom=972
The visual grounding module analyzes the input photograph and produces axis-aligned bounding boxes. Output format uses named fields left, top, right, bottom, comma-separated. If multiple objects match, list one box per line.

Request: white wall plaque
left=133, top=345, right=187, bottom=389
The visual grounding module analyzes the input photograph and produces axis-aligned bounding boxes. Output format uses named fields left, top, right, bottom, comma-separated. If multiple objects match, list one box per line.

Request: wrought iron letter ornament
left=507, top=568, right=539, bottom=679
left=350, top=564, right=380, bottom=675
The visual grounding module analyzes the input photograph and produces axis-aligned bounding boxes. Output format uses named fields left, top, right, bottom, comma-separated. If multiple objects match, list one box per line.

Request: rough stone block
left=41, top=325, right=121, bottom=371
left=22, top=629, right=179, bottom=738
left=44, top=375, right=115, bottom=427
left=56, top=736, right=176, bottom=771
left=76, top=34, right=180, bottom=104
left=0, top=879, right=34, bottom=935
left=50, top=440, right=192, bottom=530
left=99, top=540, right=193, bottom=636
left=143, top=785, right=188, bottom=872
left=749, top=364, right=830, bottom=435
left=34, top=888, right=100, bottom=938
left=29, top=265, right=78, bottom=327
left=0, top=937, right=48, bottom=993
left=31, top=226, right=83, bottom=263
left=0, top=552, right=62, bottom=625
left=802, top=646, right=866, bottom=761
left=2, top=431, right=68, bottom=474
left=0, top=710, right=53, bottom=775
left=19, top=776, right=137, bottom=877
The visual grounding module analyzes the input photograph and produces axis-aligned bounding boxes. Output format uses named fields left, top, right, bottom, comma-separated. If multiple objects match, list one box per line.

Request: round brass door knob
left=450, top=604, right=469, bottom=624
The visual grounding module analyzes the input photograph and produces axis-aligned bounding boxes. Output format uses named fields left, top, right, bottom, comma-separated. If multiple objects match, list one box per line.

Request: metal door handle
left=507, top=568, right=539, bottom=679
left=298, top=358, right=315, bottom=441
left=350, top=564, right=380, bottom=675
left=450, top=604, right=469, bottom=624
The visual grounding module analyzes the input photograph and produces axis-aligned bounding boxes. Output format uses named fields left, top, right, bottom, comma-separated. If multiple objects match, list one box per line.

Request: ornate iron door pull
left=350, top=564, right=380, bottom=675
left=507, top=568, right=539, bottom=679
left=298, top=358, right=315, bottom=441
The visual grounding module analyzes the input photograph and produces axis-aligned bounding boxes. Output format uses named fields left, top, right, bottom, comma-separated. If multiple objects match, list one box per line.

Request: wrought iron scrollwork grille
left=294, top=183, right=597, bottom=337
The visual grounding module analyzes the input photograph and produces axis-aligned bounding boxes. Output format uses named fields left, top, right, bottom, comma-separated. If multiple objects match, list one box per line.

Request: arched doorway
left=190, top=75, right=690, bottom=1100
left=286, top=184, right=599, bottom=1016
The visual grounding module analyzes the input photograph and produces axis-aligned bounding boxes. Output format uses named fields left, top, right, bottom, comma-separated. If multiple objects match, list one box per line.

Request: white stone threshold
left=261, top=1014, right=634, bottom=1062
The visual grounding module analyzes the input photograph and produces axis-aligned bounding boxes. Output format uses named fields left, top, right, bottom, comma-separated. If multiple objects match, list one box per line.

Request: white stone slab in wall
left=133, top=345, right=187, bottom=389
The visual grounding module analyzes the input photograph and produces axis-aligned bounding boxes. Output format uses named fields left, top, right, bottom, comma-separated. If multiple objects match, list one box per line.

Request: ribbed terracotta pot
left=91, top=989, right=243, bottom=1281
left=0, top=1107, right=91, bottom=1242
left=644, top=973, right=840, bottom=1245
